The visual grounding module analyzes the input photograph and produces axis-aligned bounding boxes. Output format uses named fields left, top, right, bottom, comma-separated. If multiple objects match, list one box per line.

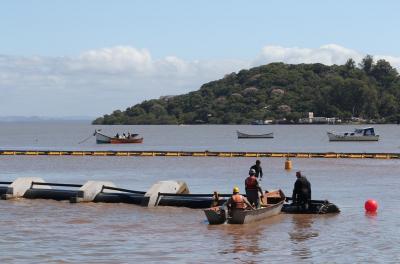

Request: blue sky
left=0, top=0, right=399, bottom=116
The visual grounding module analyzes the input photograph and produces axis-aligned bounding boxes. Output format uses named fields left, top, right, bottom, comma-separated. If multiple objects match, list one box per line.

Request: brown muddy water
left=0, top=123, right=400, bottom=263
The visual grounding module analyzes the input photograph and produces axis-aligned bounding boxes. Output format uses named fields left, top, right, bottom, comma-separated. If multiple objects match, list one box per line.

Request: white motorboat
left=327, top=127, right=379, bottom=141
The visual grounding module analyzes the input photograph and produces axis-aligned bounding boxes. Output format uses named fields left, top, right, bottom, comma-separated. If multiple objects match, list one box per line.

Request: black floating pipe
left=24, top=189, right=83, bottom=201
left=0, top=182, right=12, bottom=185
left=93, top=192, right=144, bottom=205
left=0, top=186, right=8, bottom=196
left=101, top=185, right=146, bottom=195
left=31, top=182, right=83, bottom=188
left=156, top=195, right=228, bottom=209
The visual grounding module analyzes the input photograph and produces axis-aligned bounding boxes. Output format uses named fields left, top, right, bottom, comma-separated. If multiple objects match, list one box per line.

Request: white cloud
left=0, top=44, right=399, bottom=116
left=255, top=44, right=400, bottom=69
left=255, top=44, right=363, bottom=65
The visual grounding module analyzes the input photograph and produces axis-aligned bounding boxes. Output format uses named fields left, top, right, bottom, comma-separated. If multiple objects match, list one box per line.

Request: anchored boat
left=236, top=131, right=274, bottom=139
left=94, top=130, right=143, bottom=144
left=327, top=127, right=379, bottom=141
left=204, top=190, right=285, bottom=225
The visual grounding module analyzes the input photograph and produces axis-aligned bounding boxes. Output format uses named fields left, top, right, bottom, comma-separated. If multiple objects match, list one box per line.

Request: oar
left=78, top=134, right=94, bottom=144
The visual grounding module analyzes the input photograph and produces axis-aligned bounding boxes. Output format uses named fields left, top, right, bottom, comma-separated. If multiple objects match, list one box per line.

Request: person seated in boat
left=249, top=160, right=263, bottom=180
left=115, top=133, right=120, bottom=139
left=225, top=187, right=254, bottom=213
left=292, top=171, right=312, bottom=209
left=245, top=169, right=264, bottom=208
left=121, top=133, right=126, bottom=139
left=211, top=191, right=221, bottom=207
left=127, top=132, right=131, bottom=139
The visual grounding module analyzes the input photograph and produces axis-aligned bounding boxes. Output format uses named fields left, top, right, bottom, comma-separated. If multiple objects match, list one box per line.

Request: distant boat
left=237, top=130, right=274, bottom=139
left=327, top=127, right=379, bottom=141
left=94, top=130, right=143, bottom=144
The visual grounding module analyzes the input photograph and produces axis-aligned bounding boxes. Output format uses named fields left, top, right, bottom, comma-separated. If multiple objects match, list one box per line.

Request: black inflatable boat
left=282, top=199, right=340, bottom=214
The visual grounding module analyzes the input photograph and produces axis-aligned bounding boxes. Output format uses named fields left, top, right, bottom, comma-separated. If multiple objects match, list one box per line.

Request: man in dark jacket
left=250, top=160, right=263, bottom=180
left=292, top=171, right=311, bottom=209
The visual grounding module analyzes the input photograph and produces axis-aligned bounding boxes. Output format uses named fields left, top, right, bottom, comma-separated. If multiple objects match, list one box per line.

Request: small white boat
left=237, top=131, right=274, bottom=139
left=327, top=127, right=379, bottom=141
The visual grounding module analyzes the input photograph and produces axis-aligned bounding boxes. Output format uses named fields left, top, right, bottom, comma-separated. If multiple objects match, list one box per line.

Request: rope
left=78, top=134, right=94, bottom=144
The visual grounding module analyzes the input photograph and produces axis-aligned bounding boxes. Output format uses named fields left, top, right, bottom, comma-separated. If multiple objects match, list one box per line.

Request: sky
left=1, top=0, right=400, bottom=117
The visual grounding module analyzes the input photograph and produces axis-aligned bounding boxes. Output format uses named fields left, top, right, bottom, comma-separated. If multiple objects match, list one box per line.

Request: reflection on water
left=217, top=224, right=265, bottom=255
left=211, top=214, right=286, bottom=262
left=289, top=215, right=319, bottom=260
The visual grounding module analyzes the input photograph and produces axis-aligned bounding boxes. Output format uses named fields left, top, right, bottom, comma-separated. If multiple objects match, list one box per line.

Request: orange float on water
left=365, top=199, right=378, bottom=212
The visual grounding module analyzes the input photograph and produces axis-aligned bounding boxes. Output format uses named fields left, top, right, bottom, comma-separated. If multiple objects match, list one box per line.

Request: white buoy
left=144, top=180, right=189, bottom=207
left=76, top=181, right=117, bottom=202
left=4, top=177, right=50, bottom=199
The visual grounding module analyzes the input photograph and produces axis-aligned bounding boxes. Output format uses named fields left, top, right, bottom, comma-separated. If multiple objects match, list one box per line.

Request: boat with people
left=327, top=127, right=379, bottom=141
left=236, top=130, right=274, bottom=139
left=204, top=189, right=285, bottom=225
left=94, top=130, right=143, bottom=144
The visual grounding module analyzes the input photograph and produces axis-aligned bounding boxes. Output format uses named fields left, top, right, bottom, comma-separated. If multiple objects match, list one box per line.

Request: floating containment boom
left=0, top=149, right=399, bottom=159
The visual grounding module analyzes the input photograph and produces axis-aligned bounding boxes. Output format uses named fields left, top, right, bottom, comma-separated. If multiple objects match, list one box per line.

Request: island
left=93, top=56, right=400, bottom=125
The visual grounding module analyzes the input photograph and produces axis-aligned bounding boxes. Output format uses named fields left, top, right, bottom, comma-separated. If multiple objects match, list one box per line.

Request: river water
left=0, top=122, right=399, bottom=263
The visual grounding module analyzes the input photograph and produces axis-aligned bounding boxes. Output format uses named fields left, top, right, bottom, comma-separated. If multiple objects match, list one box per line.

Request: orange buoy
left=365, top=199, right=378, bottom=212
left=285, top=158, right=292, bottom=170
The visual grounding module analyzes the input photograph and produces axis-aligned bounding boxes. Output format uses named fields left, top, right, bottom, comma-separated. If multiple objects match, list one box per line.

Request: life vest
left=245, top=176, right=258, bottom=190
left=232, top=194, right=245, bottom=209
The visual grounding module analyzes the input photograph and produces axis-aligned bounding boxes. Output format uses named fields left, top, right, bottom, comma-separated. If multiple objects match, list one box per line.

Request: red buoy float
left=365, top=199, right=378, bottom=212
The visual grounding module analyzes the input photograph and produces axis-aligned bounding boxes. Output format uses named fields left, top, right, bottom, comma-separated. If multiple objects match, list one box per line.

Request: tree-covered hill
left=93, top=56, right=400, bottom=124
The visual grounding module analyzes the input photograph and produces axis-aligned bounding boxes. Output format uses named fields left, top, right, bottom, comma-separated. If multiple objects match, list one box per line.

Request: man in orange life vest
left=245, top=169, right=264, bottom=208
left=225, top=186, right=254, bottom=213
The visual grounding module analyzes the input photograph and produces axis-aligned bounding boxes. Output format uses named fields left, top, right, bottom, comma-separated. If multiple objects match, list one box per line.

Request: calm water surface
left=0, top=122, right=399, bottom=263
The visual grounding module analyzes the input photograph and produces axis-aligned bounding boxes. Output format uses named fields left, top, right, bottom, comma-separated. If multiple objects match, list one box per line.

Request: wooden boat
left=327, top=127, right=379, bottom=141
left=282, top=198, right=340, bottom=214
left=204, top=189, right=285, bottom=225
left=236, top=130, right=274, bottom=139
left=94, top=130, right=143, bottom=144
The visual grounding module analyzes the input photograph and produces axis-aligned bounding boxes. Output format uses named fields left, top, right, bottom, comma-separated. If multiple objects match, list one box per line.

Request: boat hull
left=229, top=202, right=283, bottom=224
left=327, top=132, right=379, bottom=141
left=110, top=138, right=143, bottom=144
left=282, top=200, right=340, bottom=214
left=204, top=189, right=285, bottom=225
left=204, top=207, right=227, bottom=224
left=237, top=131, right=274, bottom=139
left=95, top=131, right=143, bottom=144
left=95, top=132, right=112, bottom=144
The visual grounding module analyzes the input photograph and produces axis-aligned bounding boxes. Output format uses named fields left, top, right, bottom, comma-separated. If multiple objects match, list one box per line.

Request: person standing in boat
left=245, top=169, right=264, bottom=208
left=250, top=160, right=263, bottom=180
left=225, top=187, right=254, bottom=213
left=292, top=171, right=312, bottom=209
